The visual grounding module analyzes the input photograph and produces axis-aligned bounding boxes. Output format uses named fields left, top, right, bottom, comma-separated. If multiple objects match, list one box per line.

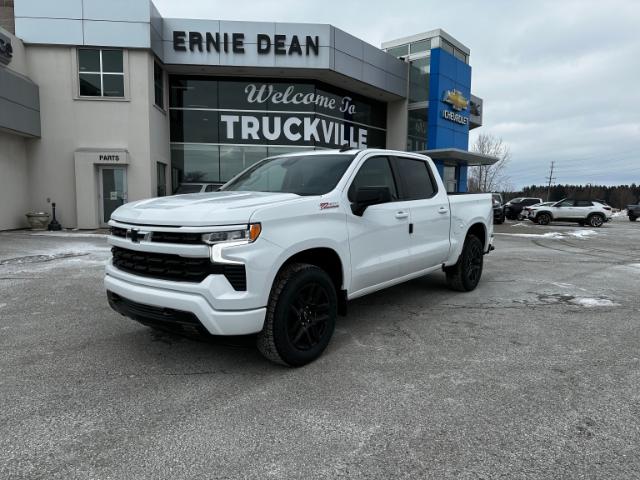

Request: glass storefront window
left=407, top=108, right=427, bottom=151
left=170, top=77, right=218, bottom=108
left=220, top=145, right=268, bottom=182
left=409, top=57, right=429, bottom=103
left=410, top=39, right=431, bottom=54
left=171, top=144, right=221, bottom=183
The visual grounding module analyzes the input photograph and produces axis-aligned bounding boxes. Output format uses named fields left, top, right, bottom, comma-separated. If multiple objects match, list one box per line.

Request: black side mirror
left=351, top=186, right=392, bottom=216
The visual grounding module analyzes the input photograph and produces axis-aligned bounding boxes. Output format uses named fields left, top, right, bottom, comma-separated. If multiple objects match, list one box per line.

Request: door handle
left=438, top=207, right=449, bottom=214
left=395, top=211, right=409, bottom=219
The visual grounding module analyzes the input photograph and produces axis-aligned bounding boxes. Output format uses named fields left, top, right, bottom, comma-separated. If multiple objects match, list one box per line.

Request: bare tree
left=468, top=134, right=512, bottom=192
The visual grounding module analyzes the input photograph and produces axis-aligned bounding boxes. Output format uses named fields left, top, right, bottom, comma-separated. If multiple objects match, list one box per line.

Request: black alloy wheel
left=537, top=213, right=551, bottom=225
left=286, top=283, right=331, bottom=351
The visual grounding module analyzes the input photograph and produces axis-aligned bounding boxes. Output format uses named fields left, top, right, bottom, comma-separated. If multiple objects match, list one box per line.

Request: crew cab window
left=394, top=157, right=437, bottom=200
left=575, top=200, right=593, bottom=207
left=348, top=156, right=398, bottom=201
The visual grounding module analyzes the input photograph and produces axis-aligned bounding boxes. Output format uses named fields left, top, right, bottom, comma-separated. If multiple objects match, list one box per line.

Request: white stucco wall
left=23, top=46, right=161, bottom=228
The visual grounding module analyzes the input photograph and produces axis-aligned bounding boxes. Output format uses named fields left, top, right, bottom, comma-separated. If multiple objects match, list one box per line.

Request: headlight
left=201, top=223, right=261, bottom=245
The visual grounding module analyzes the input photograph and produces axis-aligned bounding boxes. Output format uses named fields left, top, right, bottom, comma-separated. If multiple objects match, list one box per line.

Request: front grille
left=150, top=231, right=202, bottom=244
left=109, top=226, right=201, bottom=244
left=107, top=291, right=208, bottom=336
left=111, top=246, right=246, bottom=290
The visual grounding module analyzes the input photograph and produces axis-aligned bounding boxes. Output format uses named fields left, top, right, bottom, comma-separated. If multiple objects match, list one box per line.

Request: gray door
left=100, top=166, right=127, bottom=226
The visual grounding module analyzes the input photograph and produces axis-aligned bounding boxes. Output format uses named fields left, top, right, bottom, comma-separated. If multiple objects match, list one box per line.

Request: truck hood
left=110, top=191, right=301, bottom=226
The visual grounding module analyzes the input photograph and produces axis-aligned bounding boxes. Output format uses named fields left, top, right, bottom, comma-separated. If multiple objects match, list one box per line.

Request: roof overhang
left=417, top=148, right=498, bottom=166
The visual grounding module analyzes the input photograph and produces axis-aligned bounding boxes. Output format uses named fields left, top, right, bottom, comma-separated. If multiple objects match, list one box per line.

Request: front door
left=345, top=156, right=410, bottom=294
left=99, top=166, right=127, bottom=226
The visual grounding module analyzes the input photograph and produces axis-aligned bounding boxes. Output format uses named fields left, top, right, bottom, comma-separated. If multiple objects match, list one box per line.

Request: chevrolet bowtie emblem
left=127, top=229, right=150, bottom=243
left=442, top=89, right=469, bottom=112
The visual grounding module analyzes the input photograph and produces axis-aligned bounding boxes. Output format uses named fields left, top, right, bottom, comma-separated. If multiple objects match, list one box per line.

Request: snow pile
left=566, top=229, right=597, bottom=238
left=30, top=231, right=107, bottom=238
left=611, top=209, right=627, bottom=218
left=511, top=222, right=531, bottom=227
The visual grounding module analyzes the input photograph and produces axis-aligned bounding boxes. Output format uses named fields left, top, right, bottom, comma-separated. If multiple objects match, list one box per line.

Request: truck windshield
left=221, top=154, right=356, bottom=196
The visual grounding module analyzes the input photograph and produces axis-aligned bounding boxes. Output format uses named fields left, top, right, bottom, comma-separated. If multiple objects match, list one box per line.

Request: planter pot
left=25, top=212, right=50, bottom=230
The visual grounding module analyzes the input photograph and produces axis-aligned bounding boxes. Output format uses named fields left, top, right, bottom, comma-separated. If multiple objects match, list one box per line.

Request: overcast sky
left=153, top=0, right=640, bottom=188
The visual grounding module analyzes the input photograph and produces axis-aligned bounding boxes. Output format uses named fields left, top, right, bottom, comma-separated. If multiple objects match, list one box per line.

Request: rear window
left=394, top=157, right=437, bottom=200
left=175, top=184, right=203, bottom=194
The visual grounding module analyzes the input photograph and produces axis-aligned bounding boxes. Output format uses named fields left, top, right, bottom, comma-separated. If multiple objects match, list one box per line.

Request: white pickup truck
left=105, top=149, right=494, bottom=366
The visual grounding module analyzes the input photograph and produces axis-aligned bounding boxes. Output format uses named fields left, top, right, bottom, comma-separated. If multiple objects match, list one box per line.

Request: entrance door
left=99, top=166, right=127, bottom=226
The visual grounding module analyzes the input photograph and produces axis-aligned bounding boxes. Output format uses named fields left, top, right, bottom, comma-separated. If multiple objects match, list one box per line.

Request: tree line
left=501, top=184, right=640, bottom=209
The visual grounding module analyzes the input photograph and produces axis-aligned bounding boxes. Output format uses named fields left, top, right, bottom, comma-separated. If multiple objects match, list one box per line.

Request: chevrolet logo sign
left=127, top=229, right=151, bottom=243
left=442, top=89, right=469, bottom=112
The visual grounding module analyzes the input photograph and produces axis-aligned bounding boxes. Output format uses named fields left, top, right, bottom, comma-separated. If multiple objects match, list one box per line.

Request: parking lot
left=1, top=217, right=639, bottom=479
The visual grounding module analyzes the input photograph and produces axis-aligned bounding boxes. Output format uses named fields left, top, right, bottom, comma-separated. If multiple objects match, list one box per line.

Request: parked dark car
left=628, top=202, right=640, bottom=221
left=492, top=193, right=505, bottom=224
left=503, top=197, right=543, bottom=220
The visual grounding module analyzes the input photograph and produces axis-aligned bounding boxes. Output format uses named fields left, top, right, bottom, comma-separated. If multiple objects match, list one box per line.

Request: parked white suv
left=528, top=199, right=612, bottom=227
left=105, top=149, right=494, bottom=366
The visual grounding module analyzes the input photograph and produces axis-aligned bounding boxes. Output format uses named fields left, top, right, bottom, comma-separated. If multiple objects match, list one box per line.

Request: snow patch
left=30, top=232, right=107, bottom=238
left=511, top=222, right=531, bottom=227
left=496, top=229, right=597, bottom=240
left=0, top=303, right=6, bottom=308
left=611, top=209, right=627, bottom=218
left=570, top=297, right=618, bottom=307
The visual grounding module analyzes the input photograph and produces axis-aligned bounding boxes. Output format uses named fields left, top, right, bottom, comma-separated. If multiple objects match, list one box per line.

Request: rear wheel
left=630, top=215, right=637, bottom=222
left=537, top=213, right=551, bottom=226
left=257, top=263, right=337, bottom=367
left=588, top=214, right=604, bottom=228
left=445, top=234, right=484, bottom=292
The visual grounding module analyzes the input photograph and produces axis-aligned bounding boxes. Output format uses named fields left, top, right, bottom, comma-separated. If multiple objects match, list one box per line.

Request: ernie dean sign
left=173, top=31, right=320, bottom=56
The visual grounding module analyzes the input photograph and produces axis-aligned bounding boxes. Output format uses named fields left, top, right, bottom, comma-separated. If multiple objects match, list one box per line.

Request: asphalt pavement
left=1, top=217, right=639, bottom=479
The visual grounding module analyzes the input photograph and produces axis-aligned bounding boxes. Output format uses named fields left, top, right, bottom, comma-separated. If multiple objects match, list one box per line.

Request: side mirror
left=351, top=186, right=392, bottom=216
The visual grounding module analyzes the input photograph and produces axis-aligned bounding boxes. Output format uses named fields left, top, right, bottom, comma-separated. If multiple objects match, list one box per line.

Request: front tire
left=537, top=213, right=551, bottom=226
left=257, top=263, right=337, bottom=367
left=445, top=234, right=484, bottom=292
left=588, top=214, right=604, bottom=228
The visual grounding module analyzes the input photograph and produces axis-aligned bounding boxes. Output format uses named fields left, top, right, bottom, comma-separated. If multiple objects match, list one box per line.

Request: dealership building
left=0, top=0, right=495, bottom=230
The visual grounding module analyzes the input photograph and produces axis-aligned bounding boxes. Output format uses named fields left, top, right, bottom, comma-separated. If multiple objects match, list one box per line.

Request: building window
left=443, top=166, right=457, bottom=193
left=453, top=48, right=467, bottom=63
left=157, top=162, right=167, bottom=196
left=386, top=44, right=408, bottom=58
left=78, top=49, right=124, bottom=97
left=407, top=108, right=427, bottom=151
left=409, top=57, right=429, bottom=103
left=410, top=39, right=431, bottom=55
left=154, top=62, right=164, bottom=109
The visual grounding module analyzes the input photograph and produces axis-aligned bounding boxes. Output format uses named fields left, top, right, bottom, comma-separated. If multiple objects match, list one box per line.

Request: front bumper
left=105, top=270, right=266, bottom=335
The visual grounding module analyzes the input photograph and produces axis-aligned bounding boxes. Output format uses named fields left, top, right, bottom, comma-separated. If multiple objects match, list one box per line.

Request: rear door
left=392, top=156, right=451, bottom=274
left=345, top=156, right=411, bottom=293
left=574, top=200, right=593, bottom=219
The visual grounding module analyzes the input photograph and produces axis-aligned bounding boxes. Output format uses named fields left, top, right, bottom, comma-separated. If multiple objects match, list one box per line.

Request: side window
left=575, top=200, right=593, bottom=207
left=557, top=200, right=574, bottom=207
left=205, top=184, right=217, bottom=192
left=394, top=157, right=437, bottom=200
left=348, top=156, right=398, bottom=202
left=524, top=199, right=538, bottom=205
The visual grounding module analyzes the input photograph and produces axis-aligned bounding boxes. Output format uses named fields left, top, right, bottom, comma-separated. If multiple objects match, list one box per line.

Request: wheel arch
left=270, top=246, right=347, bottom=315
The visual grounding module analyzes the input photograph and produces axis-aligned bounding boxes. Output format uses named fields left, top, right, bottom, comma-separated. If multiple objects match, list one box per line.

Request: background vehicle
left=522, top=201, right=555, bottom=220
left=105, top=149, right=494, bottom=367
left=174, top=182, right=224, bottom=194
left=503, top=197, right=543, bottom=220
left=528, top=199, right=612, bottom=227
left=627, top=202, right=640, bottom=221
left=492, top=193, right=505, bottom=224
